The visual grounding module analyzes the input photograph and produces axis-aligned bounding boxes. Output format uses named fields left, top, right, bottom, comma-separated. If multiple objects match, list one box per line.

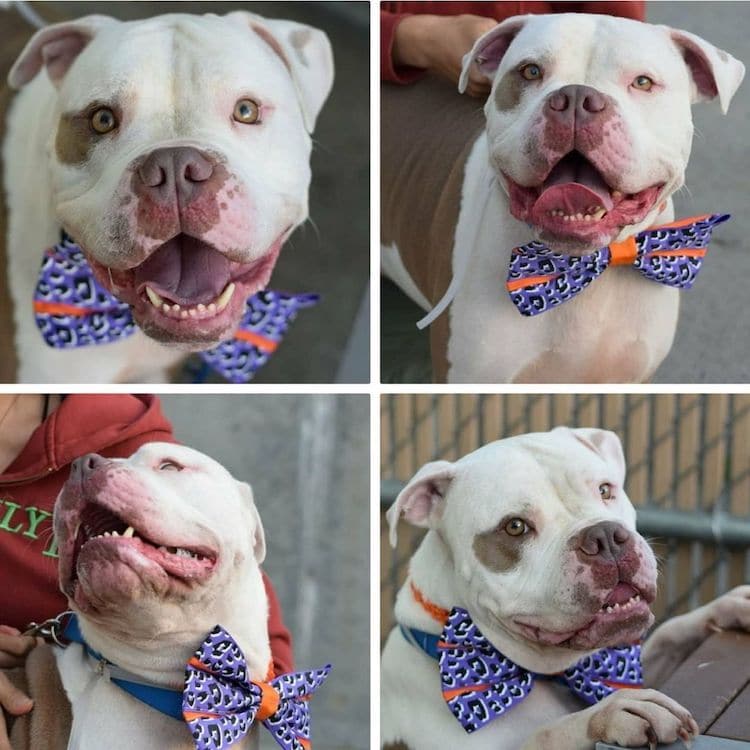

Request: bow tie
left=506, top=213, right=730, bottom=317
left=183, top=625, right=331, bottom=750
left=402, top=607, right=642, bottom=734
left=33, top=237, right=318, bottom=383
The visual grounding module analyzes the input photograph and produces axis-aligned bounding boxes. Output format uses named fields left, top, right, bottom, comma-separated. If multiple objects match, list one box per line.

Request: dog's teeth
left=111, top=530, right=120, bottom=538
left=145, top=287, right=164, bottom=308
left=575, top=213, right=583, bottom=221
left=180, top=310, right=188, bottom=318
left=197, top=304, right=206, bottom=313
left=591, top=208, right=607, bottom=221
left=162, top=303, right=170, bottom=314
left=123, top=526, right=135, bottom=538
left=188, top=308, right=198, bottom=318
left=158, top=545, right=167, bottom=553
left=563, top=215, right=571, bottom=222
left=584, top=215, right=592, bottom=222
left=171, top=304, right=181, bottom=313
left=207, top=303, right=217, bottom=314
left=612, top=190, right=623, bottom=201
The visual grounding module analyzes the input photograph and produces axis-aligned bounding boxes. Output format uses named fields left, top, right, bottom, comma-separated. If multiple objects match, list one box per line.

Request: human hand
left=0, top=627, right=40, bottom=749
left=393, top=14, right=497, bottom=97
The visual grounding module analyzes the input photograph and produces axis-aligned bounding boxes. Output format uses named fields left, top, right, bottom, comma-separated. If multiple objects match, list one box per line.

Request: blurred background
left=381, top=1, right=750, bottom=383
left=381, top=393, right=750, bottom=643
left=1, top=1, right=369, bottom=383
left=160, top=395, right=369, bottom=749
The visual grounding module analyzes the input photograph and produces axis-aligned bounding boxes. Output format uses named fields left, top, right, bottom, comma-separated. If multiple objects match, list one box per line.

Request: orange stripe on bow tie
left=234, top=329, right=279, bottom=353
left=183, top=710, right=223, bottom=721
left=33, top=301, right=93, bottom=317
left=648, top=249, right=707, bottom=258
left=298, top=739, right=312, bottom=750
left=650, top=214, right=712, bottom=231
left=506, top=274, right=559, bottom=292
left=443, top=684, right=491, bottom=701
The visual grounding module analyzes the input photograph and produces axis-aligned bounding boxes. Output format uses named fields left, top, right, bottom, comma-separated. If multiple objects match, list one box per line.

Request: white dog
left=6, top=443, right=328, bottom=749
left=381, top=13, right=745, bottom=383
left=2, top=11, right=333, bottom=382
left=381, top=428, right=750, bottom=748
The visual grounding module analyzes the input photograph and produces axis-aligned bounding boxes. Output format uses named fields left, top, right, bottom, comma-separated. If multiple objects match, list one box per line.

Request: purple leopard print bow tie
left=33, top=237, right=318, bottom=383
left=183, top=625, right=331, bottom=750
left=506, top=213, right=730, bottom=317
left=435, top=607, right=642, bottom=734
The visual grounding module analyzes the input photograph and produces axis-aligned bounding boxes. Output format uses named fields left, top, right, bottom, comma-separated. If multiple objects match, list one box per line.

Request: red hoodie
left=0, top=394, right=293, bottom=674
left=381, top=1, right=646, bottom=83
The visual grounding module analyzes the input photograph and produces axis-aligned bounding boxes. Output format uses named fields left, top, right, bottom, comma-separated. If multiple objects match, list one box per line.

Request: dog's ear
left=226, top=11, right=334, bottom=132
left=458, top=15, right=528, bottom=94
left=666, top=27, right=745, bottom=114
left=8, top=15, right=115, bottom=90
left=236, top=481, right=266, bottom=564
left=556, top=427, right=626, bottom=484
left=386, top=460, right=456, bottom=548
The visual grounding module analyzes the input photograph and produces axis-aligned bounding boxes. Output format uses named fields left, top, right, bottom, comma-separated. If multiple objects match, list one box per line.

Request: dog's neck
left=396, top=530, right=593, bottom=674
left=76, top=564, right=272, bottom=689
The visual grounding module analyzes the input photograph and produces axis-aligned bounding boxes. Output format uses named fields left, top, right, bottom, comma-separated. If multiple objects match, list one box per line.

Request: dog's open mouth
left=90, top=233, right=284, bottom=347
left=66, top=500, right=217, bottom=595
left=512, top=583, right=653, bottom=649
left=507, top=151, right=663, bottom=247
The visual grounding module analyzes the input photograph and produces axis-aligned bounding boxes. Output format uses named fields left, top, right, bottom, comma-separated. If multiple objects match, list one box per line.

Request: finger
left=0, top=710, right=12, bottom=750
left=0, top=674, right=33, bottom=716
left=0, top=634, right=38, bottom=658
left=0, top=654, right=25, bottom=669
left=0, top=627, right=20, bottom=636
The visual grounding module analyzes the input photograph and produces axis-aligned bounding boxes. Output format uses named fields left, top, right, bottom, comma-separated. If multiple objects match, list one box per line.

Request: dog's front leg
left=642, top=584, right=750, bottom=687
left=521, top=689, right=698, bottom=750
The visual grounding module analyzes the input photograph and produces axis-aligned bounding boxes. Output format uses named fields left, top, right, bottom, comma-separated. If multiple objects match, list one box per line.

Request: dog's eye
left=599, top=483, right=613, bottom=500
left=504, top=518, right=529, bottom=537
left=90, top=107, right=118, bottom=134
left=158, top=460, right=183, bottom=472
left=631, top=75, right=654, bottom=91
left=233, top=98, right=261, bottom=124
left=519, top=63, right=543, bottom=81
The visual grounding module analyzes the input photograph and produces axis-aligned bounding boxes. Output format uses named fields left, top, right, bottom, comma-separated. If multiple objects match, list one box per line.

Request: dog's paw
left=700, top=585, right=750, bottom=633
left=587, top=689, right=699, bottom=749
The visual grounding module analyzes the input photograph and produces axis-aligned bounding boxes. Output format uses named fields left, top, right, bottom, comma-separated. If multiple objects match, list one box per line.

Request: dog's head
left=388, top=428, right=658, bottom=671
left=54, top=442, right=266, bottom=638
left=10, top=12, right=334, bottom=348
left=460, top=13, right=744, bottom=253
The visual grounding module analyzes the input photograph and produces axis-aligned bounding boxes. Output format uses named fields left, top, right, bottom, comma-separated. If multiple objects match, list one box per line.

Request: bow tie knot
left=506, top=213, right=730, bottom=316
left=183, top=625, right=331, bottom=750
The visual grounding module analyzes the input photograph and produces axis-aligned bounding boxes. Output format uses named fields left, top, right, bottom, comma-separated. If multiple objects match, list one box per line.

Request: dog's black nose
left=72, top=453, right=106, bottom=479
left=575, top=521, right=631, bottom=562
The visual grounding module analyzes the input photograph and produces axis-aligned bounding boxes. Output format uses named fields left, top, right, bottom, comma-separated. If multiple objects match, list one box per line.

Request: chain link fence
left=381, top=394, right=750, bottom=642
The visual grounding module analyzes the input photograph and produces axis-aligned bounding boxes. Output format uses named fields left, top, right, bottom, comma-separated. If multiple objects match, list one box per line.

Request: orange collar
left=410, top=581, right=451, bottom=624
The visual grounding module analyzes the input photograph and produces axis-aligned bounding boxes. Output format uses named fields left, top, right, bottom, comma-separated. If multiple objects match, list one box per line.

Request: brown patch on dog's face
left=55, top=112, right=98, bottom=165
left=494, top=68, right=524, bottom=111
left=473, top=515, right=531, bottom=573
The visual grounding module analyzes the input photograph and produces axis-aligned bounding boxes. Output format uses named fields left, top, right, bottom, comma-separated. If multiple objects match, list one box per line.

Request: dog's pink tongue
left=605, top=583, right=637, bottom=606
left=134, top=236, right=231, bottom=305
left=535, top=157, right=614, bottom=215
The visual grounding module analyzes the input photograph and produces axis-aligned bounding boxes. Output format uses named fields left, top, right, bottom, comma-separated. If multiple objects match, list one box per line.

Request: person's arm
left=551, top=2, right=646, bottom=21
left=386, top=12, right=498, bottom=95
left=262, top=573, right=294, bottom=676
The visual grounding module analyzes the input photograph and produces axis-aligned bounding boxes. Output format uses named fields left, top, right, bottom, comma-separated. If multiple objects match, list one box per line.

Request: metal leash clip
left=23, top=610, right=74, bottom=648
